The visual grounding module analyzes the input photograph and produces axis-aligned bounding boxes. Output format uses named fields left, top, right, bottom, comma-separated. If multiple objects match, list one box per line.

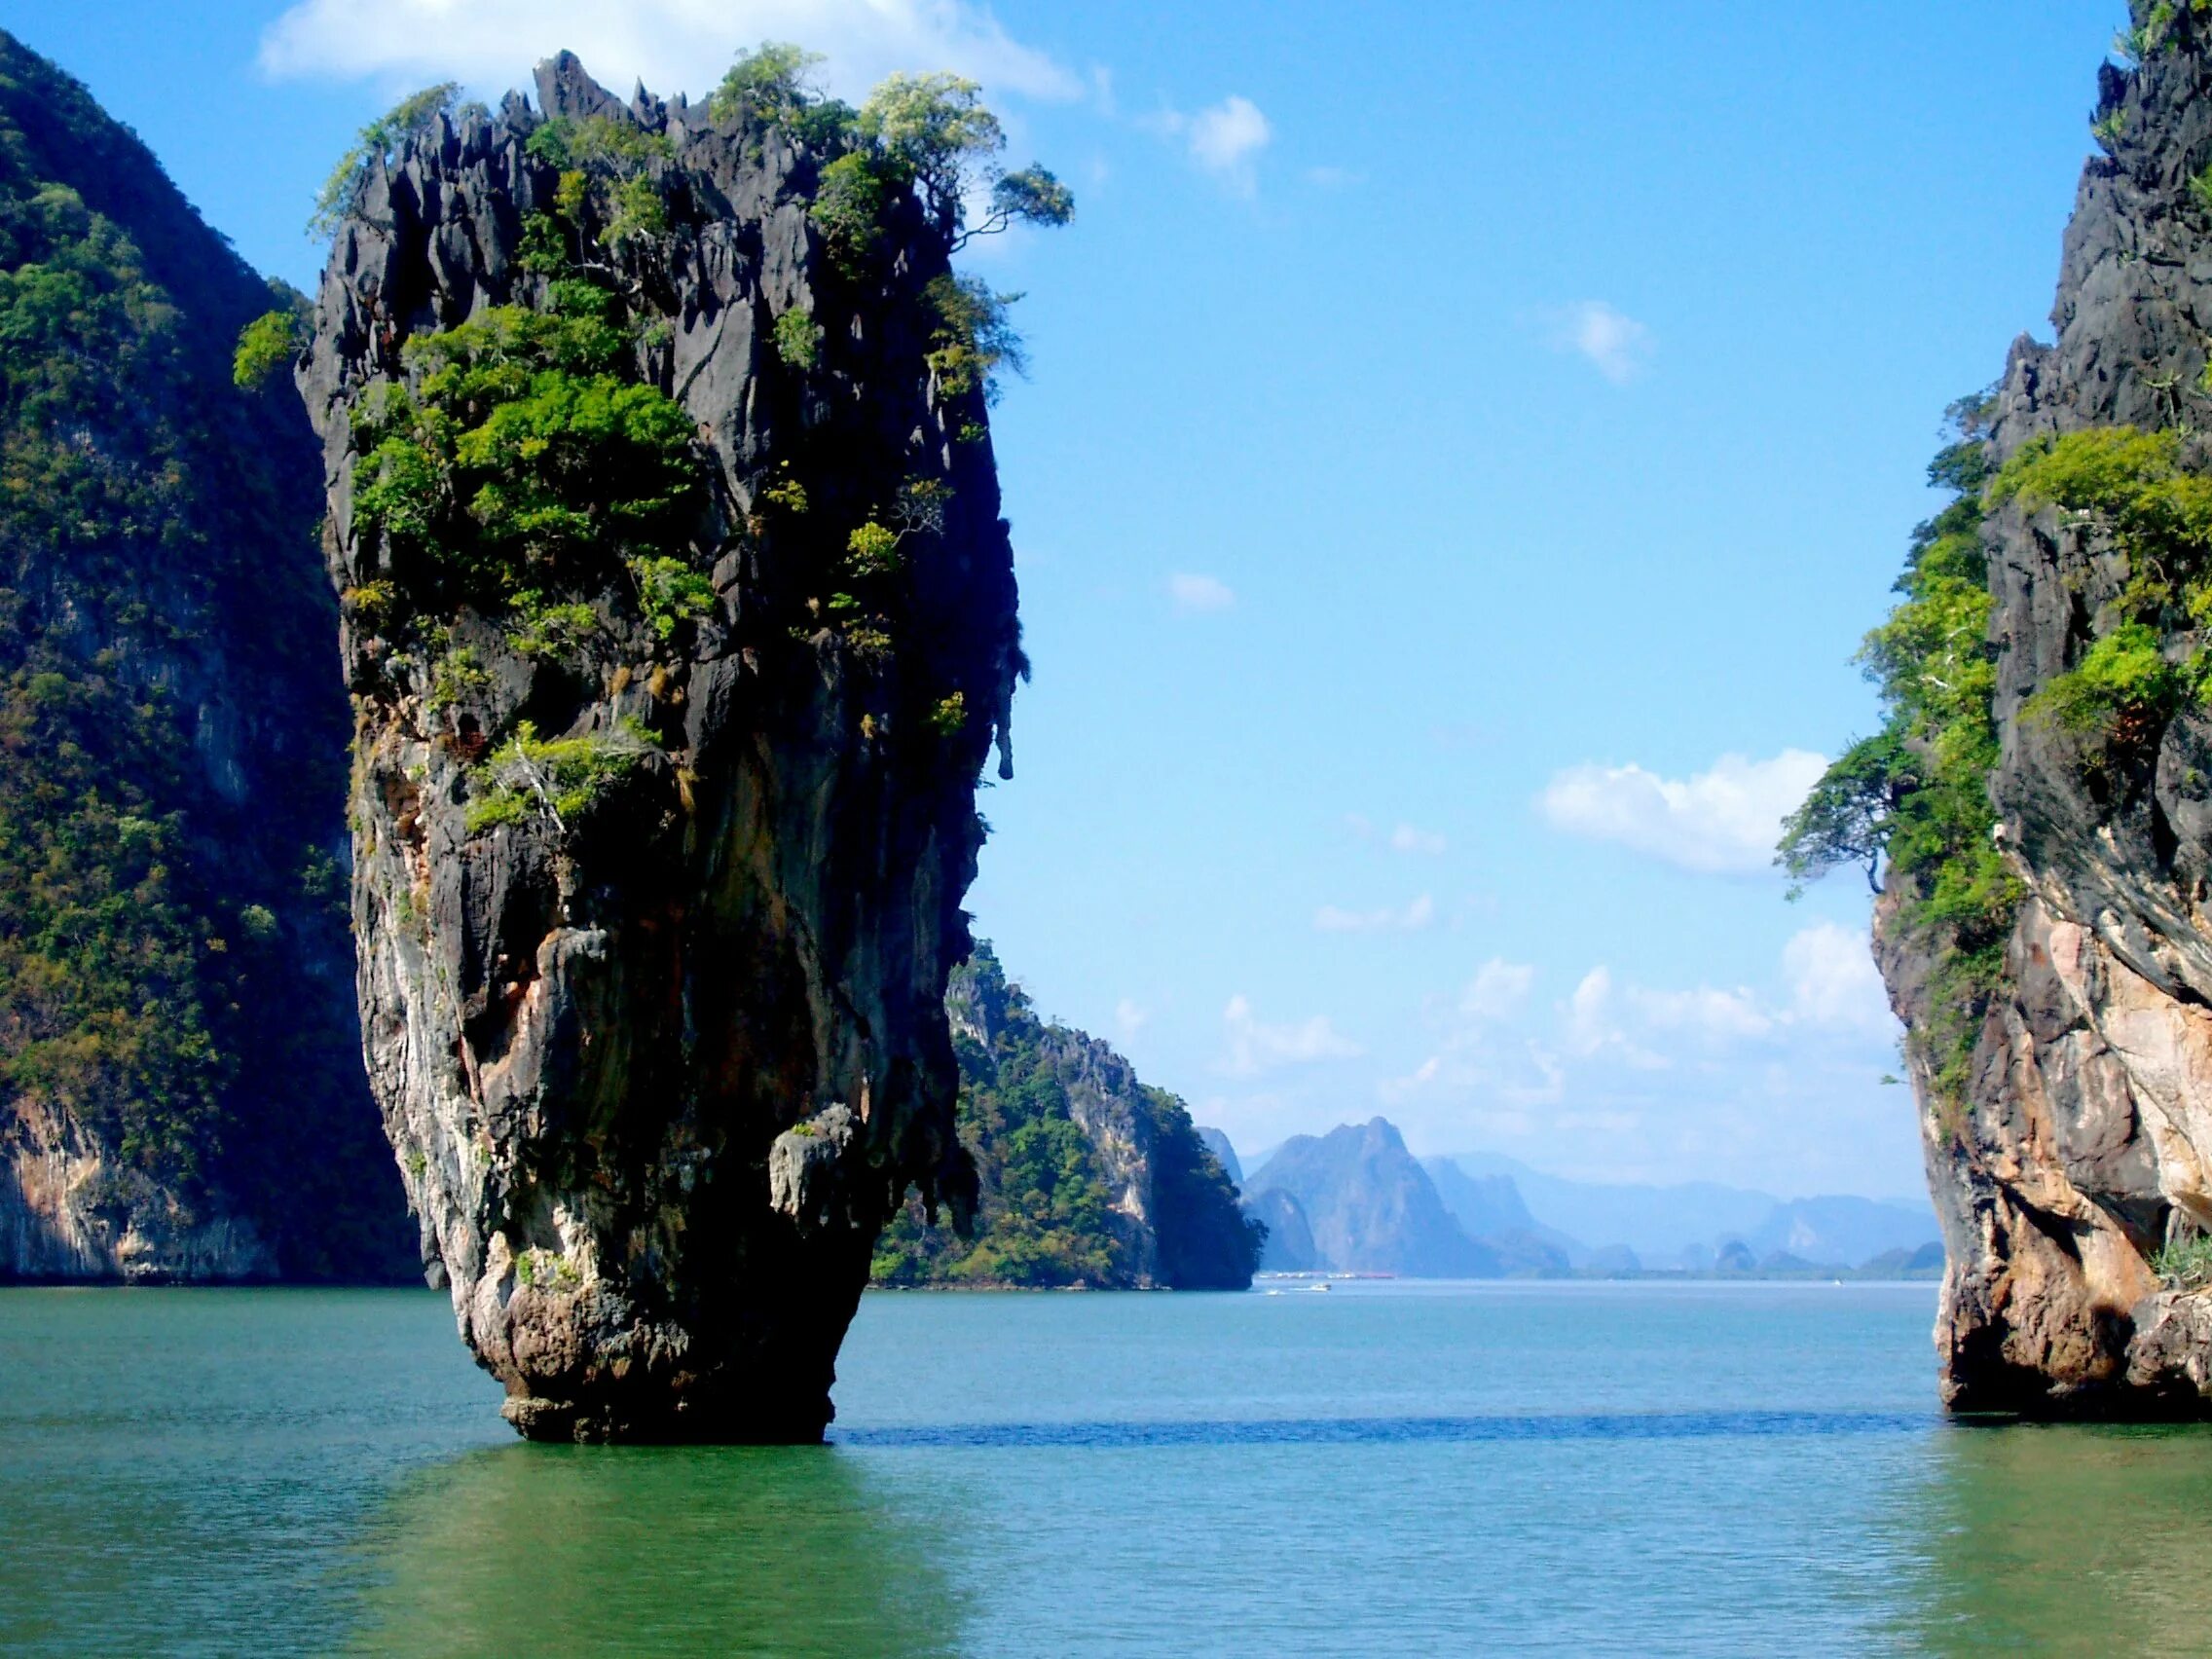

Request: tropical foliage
left=1780, top=397, right=2019, bottom=1116
left=872, top=945, right=1261, bottom=1289
left=0, top=37, right=406, bottom=1272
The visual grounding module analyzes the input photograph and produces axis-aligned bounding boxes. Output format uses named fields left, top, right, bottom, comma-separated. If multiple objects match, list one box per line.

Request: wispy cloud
left=1458, top=958, right=1535, bottom=1023
left=1219, top=994, right=1361, bottom=1076
left=1782, top=922, right=1893, bottom=1034
left=1389, top=823, right=1447, bottom=857
left=1537, top=749, right=1828, bottom=876
left=1546, top=300, right=1653, bottom=385
left=1314, top=894, right=1436, bottom=934
left=260, top=0, right=1082, bottom=103
left=1560, top=928, right=1888, bottom=1068
left=1167, top=571, right=1236, bottom=614
left=1147, top=94, right=1272, bottom=195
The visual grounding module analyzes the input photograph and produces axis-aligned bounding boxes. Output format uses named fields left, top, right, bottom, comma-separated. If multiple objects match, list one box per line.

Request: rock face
left=874, top=945, right=1257, bottom=1288
left=301, top=59, right=1023, bottom=1439
left=1246, top=1187, right=1316, bottom=1272
left=1198, top=1126, right=1242, bottom=1188
left=1420, top=1161, right=1572, bottom=1276
left=1887, top=12, right=2212, bottom=1413
left=0, top=31, right=410, bottom=1282
left=1244, top=1119, right=1496, bottom=1277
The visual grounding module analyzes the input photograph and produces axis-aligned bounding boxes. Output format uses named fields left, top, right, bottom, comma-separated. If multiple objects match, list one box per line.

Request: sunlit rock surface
left=302, top=56, right=1020, bottom=1439
left=1888, top=16, right=2212, bottom=1414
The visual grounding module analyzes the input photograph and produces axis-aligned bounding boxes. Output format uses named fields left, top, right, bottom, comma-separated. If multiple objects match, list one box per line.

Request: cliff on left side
left=0, top=31, right=413, bottom=1282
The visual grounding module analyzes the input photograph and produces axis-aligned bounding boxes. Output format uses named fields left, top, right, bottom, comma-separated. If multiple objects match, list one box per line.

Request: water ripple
left=832, top=1407, right=1937, bottom=1451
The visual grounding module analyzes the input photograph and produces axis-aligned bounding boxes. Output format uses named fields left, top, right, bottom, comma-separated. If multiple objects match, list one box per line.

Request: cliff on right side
left=1801, top=2, right=2212, bottom=1415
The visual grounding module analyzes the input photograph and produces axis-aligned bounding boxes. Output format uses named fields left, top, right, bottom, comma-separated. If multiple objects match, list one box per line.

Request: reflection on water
left=20, top=1287, right=2212, bottom=1655
left=342, top=1445, right=969, bottom=1658
left=1890, top=1423, right=2212, bottom=1656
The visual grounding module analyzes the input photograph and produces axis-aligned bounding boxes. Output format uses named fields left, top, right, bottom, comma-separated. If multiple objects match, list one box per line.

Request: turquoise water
left=6, top=1282, right=2212, bottom=1655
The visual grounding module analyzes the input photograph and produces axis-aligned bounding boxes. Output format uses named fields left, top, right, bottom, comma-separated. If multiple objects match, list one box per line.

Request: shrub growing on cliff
left=2152, top=1231, right=2212, bottom=1290
left=1780, top=398, right=2021, bottom=1118
left=709, top=42, right=825, bottom=125
left=1988, top=426, right=2212, bottom=741
left=232, top=306, right=305, bottom=389
left=465, top=720, right=657, bottom=833
left=349, top=289, right=705, bottom=643
left=524, top=116, right=674, bottom=252
left=924, top=274, right=1026, bottom=402
left=773, top=308, right=824, bottom=370
left=311, top=83, right=461, bottom=237
left=716, top=52, right=1071, bottom=267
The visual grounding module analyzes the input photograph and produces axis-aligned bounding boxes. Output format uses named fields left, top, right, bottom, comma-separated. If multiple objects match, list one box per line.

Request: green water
left=4, top=1282, right=2212, bottom=1655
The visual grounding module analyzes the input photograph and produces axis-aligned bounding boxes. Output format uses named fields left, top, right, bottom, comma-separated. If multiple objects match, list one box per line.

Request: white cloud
left=1167, top=571, right=1236, bottom=614
left=1219, top=994, right=1361, bottom=1077
left=1113, top=997, right=1149, bottom=1040
left=1380, top=960, right=1554, bottom=1109
left=1148, top=94, right=1272, bottom=195
left=259, top=0, right=1082, bottom=104
left=1537, top=749, right=1828, bottom=876
left=1459, top=959, right=1535, bottom=1023
left=1562, top=966, right=1761, bottom=1065
left=1547, top=300, right=1653, bottom=384
left=1564, top=966, right=1626, bottom=1059
left=1783, top=922, right=1894, bottom=1034
left=1314, top=894, right=1436, bottom=935
left=1631, top=982, right=1772, bottom=1044
left=1389, top=823, right=1447, bottom=857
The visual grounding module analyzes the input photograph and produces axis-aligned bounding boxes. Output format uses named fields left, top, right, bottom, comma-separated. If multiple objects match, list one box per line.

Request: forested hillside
left=873, top=945, right=1261, bottom=1288
left=0, top=31, right=409, bottom=1280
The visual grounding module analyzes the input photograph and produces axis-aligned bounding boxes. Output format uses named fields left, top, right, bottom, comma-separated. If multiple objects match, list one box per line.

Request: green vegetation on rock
left=350, top=284, right=704, bottom=630
left=311, top=83, right=464, bottom=237
left=872, top=944, right=1261, bottom=1289
left=2152, top=1231, right=2212, bottom=1289
left=0, top=32, right=407, bottom=1274
left=1781, top=396, right=2021, bottom=1119
left=1988, top=425, right=2212, bottom=740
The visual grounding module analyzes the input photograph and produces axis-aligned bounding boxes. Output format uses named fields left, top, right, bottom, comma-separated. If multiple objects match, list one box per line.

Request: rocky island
left=298, top=51, right=1059, bottom=1440
left=1791, top=2, right=2212, bottom=1414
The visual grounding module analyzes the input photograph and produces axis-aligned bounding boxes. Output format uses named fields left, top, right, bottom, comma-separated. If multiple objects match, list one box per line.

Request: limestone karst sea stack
left=300, top=54, right=1042, bottom=1440
left=1791, top=4, right=2212, bottom=1415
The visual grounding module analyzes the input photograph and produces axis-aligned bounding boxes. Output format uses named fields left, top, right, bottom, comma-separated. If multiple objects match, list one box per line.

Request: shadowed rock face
left=1888, top=16, right=2212, bottom=1416
left=0, top=31, right=410, bottom=1285
left=301, top=57, right=1019, bottom=1440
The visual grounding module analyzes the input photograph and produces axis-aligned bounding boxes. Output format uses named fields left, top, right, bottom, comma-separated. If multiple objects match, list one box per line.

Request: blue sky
left=9, top=0, right=2124, bottom=1197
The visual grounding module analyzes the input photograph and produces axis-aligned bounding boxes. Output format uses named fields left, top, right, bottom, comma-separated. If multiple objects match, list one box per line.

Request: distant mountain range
left=1434, top=1150, right=1938, bottom=1272
left=1214, top=1118, right=1940, bottom=1278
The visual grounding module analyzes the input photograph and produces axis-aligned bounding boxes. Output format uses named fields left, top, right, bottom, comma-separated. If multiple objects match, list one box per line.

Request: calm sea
left=4, top=1280, right=2211, bottom=1656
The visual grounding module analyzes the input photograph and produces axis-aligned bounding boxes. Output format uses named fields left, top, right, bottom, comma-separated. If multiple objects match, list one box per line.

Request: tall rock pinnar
left=299, top=51, right=1057, bottom=1440
left=1791, top=3, right=2212, bottom=1415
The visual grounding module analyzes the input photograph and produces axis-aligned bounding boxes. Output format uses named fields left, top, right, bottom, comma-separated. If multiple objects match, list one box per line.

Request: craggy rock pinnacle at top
left=1880, top=6, right=2212, bottom=1416
left=299, top=55, right=1026, bottom=1440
